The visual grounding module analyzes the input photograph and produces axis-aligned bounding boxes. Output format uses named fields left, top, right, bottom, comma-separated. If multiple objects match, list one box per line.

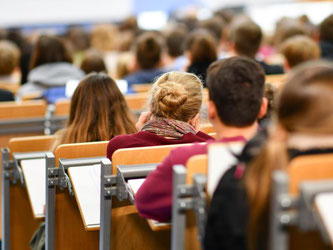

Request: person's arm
left=135, top=152, right=175, bottom=222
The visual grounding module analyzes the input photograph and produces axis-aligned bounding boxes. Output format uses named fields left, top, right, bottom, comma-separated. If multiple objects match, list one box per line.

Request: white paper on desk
left=315, top=192, right=333, bottom=243
left=68, top=165, right=101, bottom=228
left=21, top=158, right=46, bottom=218
left=127, top=178, right=145, bottom=196
left=208, top=143, right=244, bottom=197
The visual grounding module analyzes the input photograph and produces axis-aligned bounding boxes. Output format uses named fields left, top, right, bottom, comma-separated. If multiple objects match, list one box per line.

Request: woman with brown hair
left=51, top=72, right=136, bottom=151
left=185, top=30, right=217, bottom=87
left=107, top=71, right=213, bottom=159
left=204, top=61, right=333, bottom=250
left=17, top=35, right=84, bottom=100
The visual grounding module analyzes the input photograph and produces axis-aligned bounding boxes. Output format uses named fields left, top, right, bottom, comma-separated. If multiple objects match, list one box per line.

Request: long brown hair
left=244, top=61, right=333, bottom=250
left=54, top=73, right=136, bottom=148
left=29, top=35, right=72, bottom=70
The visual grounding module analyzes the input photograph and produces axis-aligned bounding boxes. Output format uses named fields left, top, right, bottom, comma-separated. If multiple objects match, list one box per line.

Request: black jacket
left=320, top=41, right=333, bottom=61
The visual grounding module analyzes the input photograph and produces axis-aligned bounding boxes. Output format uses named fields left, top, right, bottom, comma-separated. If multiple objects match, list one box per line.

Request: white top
left=21, top=158, right=46, bottom=218
left=207, top=142, right=245, bottom=197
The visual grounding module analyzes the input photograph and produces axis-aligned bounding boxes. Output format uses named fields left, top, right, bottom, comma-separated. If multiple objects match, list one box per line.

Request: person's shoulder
left=0, top=88, right=14, bottom=102
left=168, top=142, right=208, bottom=166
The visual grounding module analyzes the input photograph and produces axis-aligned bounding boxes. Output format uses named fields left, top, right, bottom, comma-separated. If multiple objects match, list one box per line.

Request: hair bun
left=155, top=82, right=188, bottom=114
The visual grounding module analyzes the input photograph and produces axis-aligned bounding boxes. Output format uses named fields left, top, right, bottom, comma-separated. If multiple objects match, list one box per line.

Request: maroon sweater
left=134, top=136, right=246, bottom=222
left=106, top=130, right=212, bottom=160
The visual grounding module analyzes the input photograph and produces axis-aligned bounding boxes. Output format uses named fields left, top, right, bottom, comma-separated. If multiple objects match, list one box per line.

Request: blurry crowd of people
left=0, top=9, right=332, bottom=102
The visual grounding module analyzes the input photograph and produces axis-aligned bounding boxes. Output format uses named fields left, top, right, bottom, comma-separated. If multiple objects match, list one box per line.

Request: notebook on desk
left=21, top=158, right=46, bottom=218
left=68, top=164, right=101, bottom=230
left=315, top=192, right=333, bottom=245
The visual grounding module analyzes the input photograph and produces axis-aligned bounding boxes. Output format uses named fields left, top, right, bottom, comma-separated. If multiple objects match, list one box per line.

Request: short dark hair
left=29, top=35, right=72, bottom=69
left=135, top=32, right=164, bottom=70
left=185, top=30, right=217, bottom=63
left=207, top=56, right=265, bottom=127
left=80, top=49, right=107, bottom=74
left=320, top=14, right=333, bottom=42
left=199, top=17, right=225, bottom=41
left=166, top=26, right=188, bottom=58
left=230, top=21, right=262, bottom=59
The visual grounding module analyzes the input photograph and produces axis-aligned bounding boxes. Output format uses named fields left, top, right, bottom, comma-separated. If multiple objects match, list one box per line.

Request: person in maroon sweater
left=107, top=71, right=213, bottom=160
left=135, top=56, right=268, bottom=222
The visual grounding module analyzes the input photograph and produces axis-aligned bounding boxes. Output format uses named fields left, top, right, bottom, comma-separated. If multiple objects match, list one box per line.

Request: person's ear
left=258, top=97, right=268, bottom=119
left=208, top=101, right=217, bottom=121
left=189, top=113, right=200, bottom=132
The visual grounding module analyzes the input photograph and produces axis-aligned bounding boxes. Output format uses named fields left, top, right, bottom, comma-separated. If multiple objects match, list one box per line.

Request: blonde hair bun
left=155, top=82, right=188, bottom=113
left=150, top=71, right=203, bottom=121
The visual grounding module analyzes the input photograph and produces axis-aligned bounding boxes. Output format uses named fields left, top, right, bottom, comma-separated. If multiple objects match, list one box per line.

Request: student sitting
left=51, top=72, right=136, bottom=150
left=107, top=71, right=212, bottom=159
left=204, top=61, right=333, bottom=250
left=318, top=14, right=333, bottom=61
left=281, top=35, right=320, bottom=70
left=0, top=40, right=20, bottom=85
left=123, top=32, right=169, bottom=86
left=229, top=19, right=284, bottom=75
left=135, top=57, right=267, bottom=222
left=80, top=49, right=108, bottom=74
left=185, top=30, right=218, bottom=87
left=17, top=35, right=84, bottom=100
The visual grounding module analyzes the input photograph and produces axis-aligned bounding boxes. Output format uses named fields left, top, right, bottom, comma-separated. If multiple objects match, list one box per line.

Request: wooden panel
left=265, top=74, right=286, bottom=89
left=185, top=155, right=208, bottom=250
left=54, top=99, right=70, bottom=116
left=9, top=135, right=56, bottom=157
left=200, top=123, right=214, bottom=134
left=287, top=154, right=333, bottom=250
left=132, top=84, right=153, bottom=93
left=54, top=141, right=108, bottom=166
left=0, top=100, right=47, bottom=119
left=6, top=135, right=54, bottom=250
left=125, top=93, right=149, bottom=111
left=112, top=143, right=195, bottom=174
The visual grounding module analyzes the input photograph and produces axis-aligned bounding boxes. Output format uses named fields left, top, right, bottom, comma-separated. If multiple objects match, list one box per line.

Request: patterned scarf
left=141, top=117, right=196, bottom=139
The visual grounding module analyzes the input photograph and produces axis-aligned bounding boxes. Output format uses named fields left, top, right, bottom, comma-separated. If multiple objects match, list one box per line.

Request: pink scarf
left=141, top=117, right=196, bottom=139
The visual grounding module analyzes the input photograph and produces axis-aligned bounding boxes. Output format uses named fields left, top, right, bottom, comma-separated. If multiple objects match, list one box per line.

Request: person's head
left=29, top=35, right=72, bottom=70
left=274, top=18, right=307, bottom=47
left=149, top=71, right=203, bottom=123
left=281, top=35, right=320, bottom=69
left=80, top=50, right=107, bottom=74
left=319, top=14, right=333, bottom=42
left=0, top=40, right=20, bottom=76
left=165, top=26, right=188, bottom=58
left=135, top=32, right=164, bottom=70
left=199, top=17, right=226, bottom=42
left=206, top=56, right=266, bottom=128
left=229, top=20, right=262, bottom=59
left=91, top=24, right=118, bottom=52
left=63, top=73, right=136, bottom=144
left=245, top=60, right=333, bottom=250
left=185, top=30, right=217, bottom=64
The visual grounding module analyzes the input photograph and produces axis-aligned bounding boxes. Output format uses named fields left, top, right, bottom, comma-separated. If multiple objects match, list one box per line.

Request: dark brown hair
left=55, top=73, right=136, bottom=147
left=199, top=17, right=225, bottom=41
left=135, top=32, right=164, bottom=70
left=166, top=26, right=188, bottom=58
left=245, top=61, right=333, bottom=250
left=230, top=21, right=262, bottom=59
left=320, top=14, right=333, bottom=42
left=185, top=30, right=217, bottom=63
left=29, top=35, right=72, bottom=69
left=207, top=56, right=265, bottom=127
left=80, top=50, right=107, bottom=74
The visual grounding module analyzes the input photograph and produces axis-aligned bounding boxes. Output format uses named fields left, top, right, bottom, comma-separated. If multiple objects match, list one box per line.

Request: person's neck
left=214, top=121, right=258, bottom=141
